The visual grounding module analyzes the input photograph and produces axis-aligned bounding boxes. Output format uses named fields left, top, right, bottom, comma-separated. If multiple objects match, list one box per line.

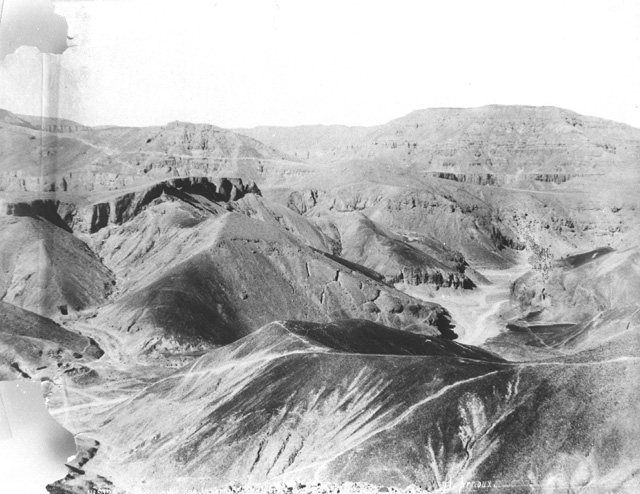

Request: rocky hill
left=0, top=106, right=638, bottom=493
left=238, top=105, right=640, bottom=180
left=95, top=211, right=453, bottom=354
left=0, top=301, right=102, bottom=381
left=83, top=319, right=640, bottom=493
left=0, top=215, right=115, bottom=317
left=0, top=111, right=302, bottom=194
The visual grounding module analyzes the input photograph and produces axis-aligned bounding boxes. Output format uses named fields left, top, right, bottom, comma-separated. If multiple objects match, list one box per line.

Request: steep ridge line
left=78, top=320, right=511, bottom=423
left=59, top=322, right=640, bottom=421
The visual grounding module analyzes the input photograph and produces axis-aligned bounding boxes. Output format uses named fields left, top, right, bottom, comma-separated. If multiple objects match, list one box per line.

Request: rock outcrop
left=431, top=172, right=500, bottom=186
left=13, top=114, right=91, bottom=133
left=328, top=212, right=474, bottom=290
left=0, top=198, right=75, bottom=232
left=1, top=176, right=261, bottom=234
left=82, top=176, right=260, bottom=233
left=430, top=171, right=591, bottom=186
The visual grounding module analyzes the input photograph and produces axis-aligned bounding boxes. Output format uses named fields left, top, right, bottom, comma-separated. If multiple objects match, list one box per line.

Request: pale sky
left=1, top=0, right=639, bottom=129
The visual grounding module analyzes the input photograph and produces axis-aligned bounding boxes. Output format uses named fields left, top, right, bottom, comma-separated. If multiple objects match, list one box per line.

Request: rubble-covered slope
left=96, top=212, right=454, bottom=353
left=485, top=245, right=640, bottom=360
left=88, top=320, right=640, bottom=494
left=0, top=301, right=102, bottom=380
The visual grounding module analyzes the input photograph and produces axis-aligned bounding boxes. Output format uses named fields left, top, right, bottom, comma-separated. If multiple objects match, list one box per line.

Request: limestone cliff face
left=12, top=114, right=91, bottom=133
left=239, top=105, right=640, bottom=180
left=430, top=172, right=590, bottom=186
left=526, top=173, right=581, bottom=184
left=82, top=177, right=261, bottom=233
left=0, top=171, right=140, bottom=193
left=430, top=172, right=500, bottom=186
left=1, top=177, right=261, bottom=234
left=389, top=266, right=472, bottom=289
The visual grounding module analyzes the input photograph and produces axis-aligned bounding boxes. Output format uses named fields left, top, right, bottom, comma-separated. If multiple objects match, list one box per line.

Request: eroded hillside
left=1, top=106, right=639, bottom=494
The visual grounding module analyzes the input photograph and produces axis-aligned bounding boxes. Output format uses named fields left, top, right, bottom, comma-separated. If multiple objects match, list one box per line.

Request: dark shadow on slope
left=312, top=248, right=386, bottom=283
left=0, top=216, right=115, bottom=317
left=281, top=319, right=504, bottom=362
left=107, top=177, right=258, bottom=227
left=3, top=200, right=72, bottom=233
left=556, top=246, right=615, bottom=269
left=114, top=259, right=245, bottom=347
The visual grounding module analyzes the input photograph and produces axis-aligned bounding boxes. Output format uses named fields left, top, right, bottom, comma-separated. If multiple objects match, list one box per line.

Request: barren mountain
left=0, top=105, right=638, bottom=493
left=83, top=320, right=640, bottom=493
left=0, top=113, right=302, bottom=194
left=238, top=105, right=640, bottom=180
left=95, top=210, right=453, bottom=355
